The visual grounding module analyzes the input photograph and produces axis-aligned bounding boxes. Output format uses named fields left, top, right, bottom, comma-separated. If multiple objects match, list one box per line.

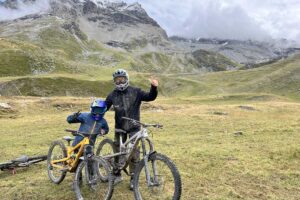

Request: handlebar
left=121, top=117, right=163, bottom=129
left=64, top=129, right=99, bottom=137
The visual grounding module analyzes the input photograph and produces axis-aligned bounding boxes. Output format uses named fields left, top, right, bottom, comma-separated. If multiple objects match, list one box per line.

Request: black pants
left=114, top=130, right=140, bottom=176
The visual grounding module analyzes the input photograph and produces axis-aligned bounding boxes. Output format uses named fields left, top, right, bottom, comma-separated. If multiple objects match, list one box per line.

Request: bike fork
left=141, top=138, right=158, bottom=187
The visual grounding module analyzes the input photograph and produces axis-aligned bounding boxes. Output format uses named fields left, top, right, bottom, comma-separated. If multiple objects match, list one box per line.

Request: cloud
left=124, top=0, right=300, bottom=42
left=0, top=0, right=50, bottom=21
left=1, top=0, right=299, bottom=42
left=180, top=1, right=269, bottom=41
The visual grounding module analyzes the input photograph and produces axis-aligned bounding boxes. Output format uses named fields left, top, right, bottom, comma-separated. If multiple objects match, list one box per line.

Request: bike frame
left=51, top=137, right=90, bottom=173
left=102, top=127, right=158, bottom=187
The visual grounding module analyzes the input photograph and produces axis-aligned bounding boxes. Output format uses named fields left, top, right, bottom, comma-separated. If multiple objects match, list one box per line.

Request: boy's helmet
left=112, top=69, right=129, bottom=91
left=91, top=99, right=107, bottom=121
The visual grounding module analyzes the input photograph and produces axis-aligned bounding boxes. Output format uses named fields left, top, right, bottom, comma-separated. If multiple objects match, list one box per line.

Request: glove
left=74, top=111, right=81, bottom=118
left=70, top=111, right=81, bottom=121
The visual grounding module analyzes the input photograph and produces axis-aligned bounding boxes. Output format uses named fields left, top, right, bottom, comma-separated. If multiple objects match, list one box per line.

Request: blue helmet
left=91, top=99, right=107, bottom=121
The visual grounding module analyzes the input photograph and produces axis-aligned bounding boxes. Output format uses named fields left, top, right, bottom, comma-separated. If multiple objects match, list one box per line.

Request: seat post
left=63, top=136, right=73, bottom=146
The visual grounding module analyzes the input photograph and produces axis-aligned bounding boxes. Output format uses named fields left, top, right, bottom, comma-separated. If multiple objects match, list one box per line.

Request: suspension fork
left=141, top=137, right=160, bottom=186
left=141, top=137, right=152, bottom=186
left=84, top=145, right=96, bottom=185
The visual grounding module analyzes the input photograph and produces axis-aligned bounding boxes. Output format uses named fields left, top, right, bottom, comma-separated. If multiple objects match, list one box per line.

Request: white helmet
left=112, top=69, right=129, bottom=91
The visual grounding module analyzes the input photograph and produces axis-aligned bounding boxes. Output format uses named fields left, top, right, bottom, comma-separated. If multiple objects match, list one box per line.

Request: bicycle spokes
left=74, top=157, right=113, bottom=200
left=47, top=141, right=67, bottom=184
left=137, top=156, right=177, bottom=199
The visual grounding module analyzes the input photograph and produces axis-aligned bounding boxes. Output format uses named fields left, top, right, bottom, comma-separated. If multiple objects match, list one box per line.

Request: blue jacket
left=67, top=112, right=109, bottom=146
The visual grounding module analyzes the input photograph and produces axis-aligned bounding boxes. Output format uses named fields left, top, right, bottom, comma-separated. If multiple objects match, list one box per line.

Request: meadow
left=0, top=95, right=300, bottom=199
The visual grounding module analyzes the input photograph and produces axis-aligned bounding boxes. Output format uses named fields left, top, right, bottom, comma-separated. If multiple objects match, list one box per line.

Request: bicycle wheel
left=133, top=153, right=182, bottom=200
left=0, top=161, right=13, bottom=170
left=73, top=156, right=114, bottom=200
left=47, top=140, right=67, bottom=184
left=27, top=155, right=47, bottom=164
left=96, top=138, right=116, bottom=181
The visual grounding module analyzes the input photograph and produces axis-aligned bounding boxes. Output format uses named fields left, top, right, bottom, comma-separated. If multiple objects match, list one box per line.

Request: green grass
left=1, top=52, right=299, bottom=99
left=192, top=49, right=240, bottom=71
left=136, top=52, right=172, bottom=72
left=162, top=54, right=300, bottom=100
left=0, top=96, right=300, bottom=199
left=0, top=76, right=114, bottom=96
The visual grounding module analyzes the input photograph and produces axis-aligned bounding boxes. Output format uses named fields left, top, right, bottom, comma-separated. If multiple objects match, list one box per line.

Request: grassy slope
left=1, top=53, right=299, bottom=98
left=0, top=97, right=300, bottom=199
left=0, top=16, right=299, bottom=100
left=2, top=24, right=299, bottom=99
left=162, top=54, right=300, bottom=100
left=192, top=49, right=240, bottom=71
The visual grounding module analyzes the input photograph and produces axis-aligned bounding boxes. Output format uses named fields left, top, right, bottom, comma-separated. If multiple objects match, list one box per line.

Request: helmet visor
left=92, top=107, right=106, bottom=115
left=114, top=76, right=127, bottom=85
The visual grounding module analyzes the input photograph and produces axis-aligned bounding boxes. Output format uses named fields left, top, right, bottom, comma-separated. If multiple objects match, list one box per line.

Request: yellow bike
left=47, top=129, right=113, bottom=200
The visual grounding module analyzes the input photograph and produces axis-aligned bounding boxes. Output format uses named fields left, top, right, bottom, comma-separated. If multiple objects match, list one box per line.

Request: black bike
left=0, top=155, right=47, bottom=174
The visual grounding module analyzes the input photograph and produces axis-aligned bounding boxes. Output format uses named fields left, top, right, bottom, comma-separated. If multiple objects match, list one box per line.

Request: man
left=105, top=69, right=158, bottom=190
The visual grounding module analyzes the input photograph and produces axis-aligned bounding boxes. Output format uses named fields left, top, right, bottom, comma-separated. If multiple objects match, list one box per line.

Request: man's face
left=114, top=76, right=127, bottom=85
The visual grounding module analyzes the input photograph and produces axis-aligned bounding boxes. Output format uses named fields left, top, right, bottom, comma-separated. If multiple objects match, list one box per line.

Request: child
left=67, top=99, right=109, bottom=146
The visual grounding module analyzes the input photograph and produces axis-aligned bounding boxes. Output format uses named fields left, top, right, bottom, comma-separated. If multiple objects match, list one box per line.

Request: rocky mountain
left=0, top=0, right=299, bottom=98
left=1, top=0, right=169, bottom=48
left=170, top=36, right=300, bottom=68
left=0, top=0, right=241, bottom=76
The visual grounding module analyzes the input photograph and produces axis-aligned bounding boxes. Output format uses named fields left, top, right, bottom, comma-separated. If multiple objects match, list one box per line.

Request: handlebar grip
left=65, top=129, right=77, bottom=133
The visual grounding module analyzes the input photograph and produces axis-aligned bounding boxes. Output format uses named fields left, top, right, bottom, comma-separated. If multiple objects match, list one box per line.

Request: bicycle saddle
left=115, top=129, right=127, bottom=134
left=63, top=136, right=74, bottom=142
left=12, top=155, right=28, bottom=163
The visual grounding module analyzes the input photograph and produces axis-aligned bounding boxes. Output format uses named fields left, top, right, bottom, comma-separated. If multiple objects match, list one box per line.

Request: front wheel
left=96, top=138, right=116, bottom=181
left=47, top=140, right=68, bottom=184
left=73, top=156, right=114, bottom=200
left=133, top=153, right=182, bottom=200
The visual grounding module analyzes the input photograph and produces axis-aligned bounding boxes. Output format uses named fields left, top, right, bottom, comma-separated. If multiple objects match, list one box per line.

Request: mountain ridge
left=0, top=0, right=299, bottom=100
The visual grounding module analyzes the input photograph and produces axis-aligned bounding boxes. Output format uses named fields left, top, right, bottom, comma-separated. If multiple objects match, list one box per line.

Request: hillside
left=0, top=0, right=299, bottom=101
left=0, top=53, right=299, bottom=100
left=175, top=54, right=300, bottom=100
left=0, top=0, right=240, bottom=75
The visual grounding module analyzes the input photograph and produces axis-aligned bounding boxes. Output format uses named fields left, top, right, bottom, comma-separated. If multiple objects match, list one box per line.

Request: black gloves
left=70, top=111, right=81, bottom=121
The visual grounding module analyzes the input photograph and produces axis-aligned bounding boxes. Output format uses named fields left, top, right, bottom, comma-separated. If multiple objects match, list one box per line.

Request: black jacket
left=106, top=85, right=158, bottom=132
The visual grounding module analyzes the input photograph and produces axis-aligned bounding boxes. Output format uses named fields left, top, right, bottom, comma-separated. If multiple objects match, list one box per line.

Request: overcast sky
left=1, top=0, right=300, bottom=42
left=124, top=0, right=300, bottom=42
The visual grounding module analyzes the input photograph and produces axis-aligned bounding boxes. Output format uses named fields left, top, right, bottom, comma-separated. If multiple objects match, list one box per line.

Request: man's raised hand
left=150, top=76, right=159, bottom=87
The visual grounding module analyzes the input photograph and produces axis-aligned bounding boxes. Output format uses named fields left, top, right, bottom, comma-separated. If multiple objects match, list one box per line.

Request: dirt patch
left=212, top=111, right=228, bottom=115
left=0, top=102, right=19, bottom=118
left=52, top=103, right=81, bottom=111
left=238, top=105, right=256, bottom=111
left=141, top=103, right=165, bottom=112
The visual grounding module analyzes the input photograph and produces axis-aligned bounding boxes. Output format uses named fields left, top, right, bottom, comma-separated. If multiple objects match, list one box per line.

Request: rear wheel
left=27, top=155, right=47, bottom=164
left=73, top=156, right=114, bottom=200
left=96, top=138, right=116, bottom=181
left=133, top=153, right=182, bottom=200
left=47, top=140, right=67, bottom=184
